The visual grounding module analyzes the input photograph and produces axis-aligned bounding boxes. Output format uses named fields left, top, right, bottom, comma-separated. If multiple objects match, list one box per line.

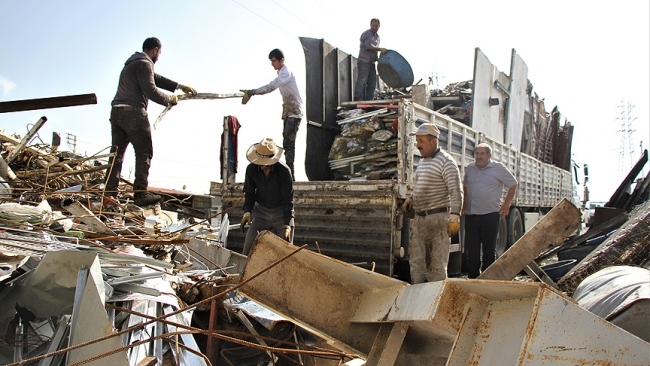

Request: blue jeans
left=354, top=60, right=377, bottom=101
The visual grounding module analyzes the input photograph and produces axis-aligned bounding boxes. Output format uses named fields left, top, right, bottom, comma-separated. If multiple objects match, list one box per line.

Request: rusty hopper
left=239, top=232, right=649, bottom=365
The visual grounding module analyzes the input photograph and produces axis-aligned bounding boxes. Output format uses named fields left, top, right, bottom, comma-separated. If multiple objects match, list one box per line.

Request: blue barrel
left=377, top=50, right=414, bottom=88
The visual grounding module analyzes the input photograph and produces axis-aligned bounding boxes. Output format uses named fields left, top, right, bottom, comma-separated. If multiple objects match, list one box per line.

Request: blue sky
left=1, top=0, right=648, bottom=201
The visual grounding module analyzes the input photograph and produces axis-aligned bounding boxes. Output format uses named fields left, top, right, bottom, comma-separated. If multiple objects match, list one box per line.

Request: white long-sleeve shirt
left=253, top=64, right=303, bottom=119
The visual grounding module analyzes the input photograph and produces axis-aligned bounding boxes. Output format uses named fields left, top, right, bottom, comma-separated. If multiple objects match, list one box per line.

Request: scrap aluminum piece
left=153, top=92, right=244, bottom=129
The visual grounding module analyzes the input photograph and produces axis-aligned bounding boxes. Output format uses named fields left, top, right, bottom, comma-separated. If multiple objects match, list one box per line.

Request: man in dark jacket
left=106, top=37, right=196, bottom=206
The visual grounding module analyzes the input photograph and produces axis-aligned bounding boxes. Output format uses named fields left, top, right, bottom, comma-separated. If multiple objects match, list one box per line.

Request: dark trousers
left=242, top=204, right=294, bottom=256
left=106, top=106, right=153, bottom=193
left=283, top=116, right=301, bottom=179
left=465, top=212, right=500, bottom=278
left=354, top=60, right=377, bottom=101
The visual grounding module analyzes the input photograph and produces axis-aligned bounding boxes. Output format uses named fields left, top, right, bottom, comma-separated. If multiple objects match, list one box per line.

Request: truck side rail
left=399, top=100, right=573, bottom=209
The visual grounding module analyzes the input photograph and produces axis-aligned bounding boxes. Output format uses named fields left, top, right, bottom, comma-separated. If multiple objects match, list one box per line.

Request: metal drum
left=378, top=50, right=414, bottom=88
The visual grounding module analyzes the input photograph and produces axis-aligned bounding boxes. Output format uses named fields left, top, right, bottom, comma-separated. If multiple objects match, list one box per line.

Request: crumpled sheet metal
left=559, top=200, right=650, bottom=294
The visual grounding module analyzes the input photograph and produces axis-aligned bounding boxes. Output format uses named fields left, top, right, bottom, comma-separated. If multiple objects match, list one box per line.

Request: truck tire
left=495, top=215, right=508, bottom=257
left=508, top=208, right=524, bottom=248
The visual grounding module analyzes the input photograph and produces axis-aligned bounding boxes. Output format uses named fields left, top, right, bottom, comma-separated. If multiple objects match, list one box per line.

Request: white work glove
left=448, top=213, right=460, bottom=236
left=283, top=225, right=291, bottom=241
left=178, top=84, right=197, bottom=95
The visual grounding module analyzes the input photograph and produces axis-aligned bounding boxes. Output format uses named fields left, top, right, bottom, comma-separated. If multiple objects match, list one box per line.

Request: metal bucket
left=377, top=50, right=414, bottom=88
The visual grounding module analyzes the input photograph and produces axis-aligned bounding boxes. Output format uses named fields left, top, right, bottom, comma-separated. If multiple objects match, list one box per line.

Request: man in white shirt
left=241, top=49, right=303, bottom=179
left=462, top=143, right=518, bottom=278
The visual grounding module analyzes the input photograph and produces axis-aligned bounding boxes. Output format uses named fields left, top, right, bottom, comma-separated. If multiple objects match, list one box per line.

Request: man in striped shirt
left=402, top=123, right=463, bottom=283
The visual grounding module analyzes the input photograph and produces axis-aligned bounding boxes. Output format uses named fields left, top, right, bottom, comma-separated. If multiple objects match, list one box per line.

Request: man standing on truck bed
left=240, top=49, right=303, bottom=179
left=240, top=138, right=295, bottom=256
left=402, top=124, right=463, bottom=283
left=354, top=18, right=387, bottom=101
left=107, top=37, right=196, bottom=206
left=462, top=143, right=517, bottom=278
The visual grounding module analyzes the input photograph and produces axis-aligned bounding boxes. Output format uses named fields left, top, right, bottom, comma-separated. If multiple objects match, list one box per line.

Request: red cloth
left=220, top=115, right=241, bottom=179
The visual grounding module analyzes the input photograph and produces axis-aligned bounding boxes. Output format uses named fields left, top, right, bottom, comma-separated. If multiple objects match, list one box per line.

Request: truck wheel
left=495, top=215, right=508, bottom=257
left=508, top=208, right=524, bottom=248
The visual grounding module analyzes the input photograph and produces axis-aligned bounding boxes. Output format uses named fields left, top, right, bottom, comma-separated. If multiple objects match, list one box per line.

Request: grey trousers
left=409, top=212, right=450, bottom=283
left=242, top=204, right=295, bottom=255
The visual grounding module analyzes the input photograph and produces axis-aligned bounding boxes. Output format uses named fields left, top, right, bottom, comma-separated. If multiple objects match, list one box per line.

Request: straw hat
left=246, top=138, right=284, bottom=165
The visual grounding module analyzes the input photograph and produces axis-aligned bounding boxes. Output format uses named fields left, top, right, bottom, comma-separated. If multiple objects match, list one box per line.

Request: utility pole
left=66, top=133, right=77, bottom=153
left=617, top=101, right=637, bottom=178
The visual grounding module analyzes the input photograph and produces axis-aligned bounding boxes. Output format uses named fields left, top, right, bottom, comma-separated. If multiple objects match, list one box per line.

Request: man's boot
left=134, top=192, right=162, bottom=206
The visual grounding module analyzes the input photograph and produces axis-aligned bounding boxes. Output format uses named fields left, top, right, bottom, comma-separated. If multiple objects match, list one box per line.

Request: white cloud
left=0, top=76, right=17, bottom=95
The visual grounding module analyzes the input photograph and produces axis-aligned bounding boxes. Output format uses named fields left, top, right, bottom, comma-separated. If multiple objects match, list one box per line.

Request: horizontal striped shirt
left=412, top=149, right=463, bottom=214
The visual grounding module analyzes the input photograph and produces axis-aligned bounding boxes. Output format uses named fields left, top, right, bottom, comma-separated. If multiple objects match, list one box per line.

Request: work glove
left=283, top=225, right=291, bottom=241
left=448, top=213, right=461, bottom=236
left=240, top=89, right=254, bottom=105
left=400, top=198, right=413, bottom=212
left=179, top=84, right=197, bottom=95
left=169, top=94, right=178, bottom=106
left=240, top=212, right=251, bottom=232
left=380, top=48, right=388, bottom=54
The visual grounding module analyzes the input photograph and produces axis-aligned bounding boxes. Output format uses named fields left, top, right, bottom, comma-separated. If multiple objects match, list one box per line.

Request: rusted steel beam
left=0, top=93, right=97, bottom=113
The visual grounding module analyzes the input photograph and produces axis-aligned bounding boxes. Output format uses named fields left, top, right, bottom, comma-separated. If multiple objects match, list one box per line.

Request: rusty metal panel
left=518, top=288, right=649, bottom=365
left=240, top=232, right=408, bottom=357
left=222, top=181, right=398, bottom=276
left=242, top=234, right=649, bottom=365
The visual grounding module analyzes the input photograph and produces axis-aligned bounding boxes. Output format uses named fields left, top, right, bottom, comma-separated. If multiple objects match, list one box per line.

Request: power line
left=231, top=0, right=296, bottom=38
left=269, top=0, right=315, bottom=31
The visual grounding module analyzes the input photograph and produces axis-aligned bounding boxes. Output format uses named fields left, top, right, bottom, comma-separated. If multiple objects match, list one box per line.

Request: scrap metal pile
left=327, top=107, right=399, bottom=180
left=0, top=121, right=352, bottom=365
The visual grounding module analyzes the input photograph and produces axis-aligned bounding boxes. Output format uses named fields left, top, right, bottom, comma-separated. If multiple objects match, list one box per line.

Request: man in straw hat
left=240, top=137, right=295, bottom=255
left=401, top=123, right=463, bottom=283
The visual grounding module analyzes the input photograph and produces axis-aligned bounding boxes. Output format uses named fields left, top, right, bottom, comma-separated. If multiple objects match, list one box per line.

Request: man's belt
left=112, top=105, right=141, bottom=111
left=415, top=207, right=449, bottom=216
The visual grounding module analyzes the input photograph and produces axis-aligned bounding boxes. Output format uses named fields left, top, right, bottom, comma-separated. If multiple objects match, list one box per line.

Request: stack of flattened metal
left=429, top=80, right=473, bottom=125
left=327, top=107, right=398, bottom=180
